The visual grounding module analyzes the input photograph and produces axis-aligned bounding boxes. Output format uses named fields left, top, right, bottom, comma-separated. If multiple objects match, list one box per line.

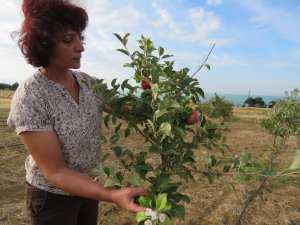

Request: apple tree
left=90, top=33, right=230, bottom=224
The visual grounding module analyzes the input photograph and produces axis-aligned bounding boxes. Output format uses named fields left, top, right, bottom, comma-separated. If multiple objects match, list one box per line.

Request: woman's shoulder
left=13, top=71, right=45, bottom=100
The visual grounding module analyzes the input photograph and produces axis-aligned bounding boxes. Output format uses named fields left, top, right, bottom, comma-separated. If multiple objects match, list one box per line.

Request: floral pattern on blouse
left=7, top=70, right=103, bottom=195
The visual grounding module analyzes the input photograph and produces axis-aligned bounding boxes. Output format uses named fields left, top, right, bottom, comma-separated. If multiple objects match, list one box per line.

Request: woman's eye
left=60, top=33, right=85, bottom=44
left=62, top=38, right=72, bottom=44
left=61, top=35, right=73, bottom=44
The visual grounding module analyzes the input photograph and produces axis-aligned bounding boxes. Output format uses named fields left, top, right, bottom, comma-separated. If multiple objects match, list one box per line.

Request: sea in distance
left=134, top=89, right=286, bottom=106
left=204, top=93, right=286, bottom=106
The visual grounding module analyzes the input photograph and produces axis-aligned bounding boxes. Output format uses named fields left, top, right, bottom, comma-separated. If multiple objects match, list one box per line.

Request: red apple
left=141, top=77, right=151, bottom=90
left=186, top=110, right=199, bottom=125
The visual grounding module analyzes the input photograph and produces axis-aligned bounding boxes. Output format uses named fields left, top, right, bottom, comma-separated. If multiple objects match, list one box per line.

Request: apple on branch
left=185, top=110, right=199, bottom=125
left=141, top=77, right=151, bottom=90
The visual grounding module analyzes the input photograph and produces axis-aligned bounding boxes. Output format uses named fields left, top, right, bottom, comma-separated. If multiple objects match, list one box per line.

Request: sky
left=0, top=0, right=300, bottom=96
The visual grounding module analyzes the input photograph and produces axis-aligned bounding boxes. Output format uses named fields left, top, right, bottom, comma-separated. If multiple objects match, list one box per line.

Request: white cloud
left=87, top=1, right=146, bottom=31
left=206, top=0, right=222, bottom=6
left=151, top=3, right=182, bottom=34
left=180, top=7, right=223, bottom=42
left=238, top=0, right=300, bottom=43
left=0, top=1, right=22, bottom=46
left=150, top=4, right=230, bottom=45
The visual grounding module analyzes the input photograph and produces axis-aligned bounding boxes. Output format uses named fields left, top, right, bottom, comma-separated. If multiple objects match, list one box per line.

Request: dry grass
left=0, top=90, right=14, bottom=99
left=1, top=98, right=299, bottom=225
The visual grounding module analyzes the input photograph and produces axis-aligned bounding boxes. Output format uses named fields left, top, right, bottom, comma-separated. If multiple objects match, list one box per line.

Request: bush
left=203, top=93, right=234, bottom=122
left=243, top=97, right=266, bottom=108
left=260, top=89, right=300, bottom=147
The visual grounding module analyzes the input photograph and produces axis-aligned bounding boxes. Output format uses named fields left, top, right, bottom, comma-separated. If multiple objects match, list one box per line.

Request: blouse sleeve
left=7, top=85, right=53, bottom=135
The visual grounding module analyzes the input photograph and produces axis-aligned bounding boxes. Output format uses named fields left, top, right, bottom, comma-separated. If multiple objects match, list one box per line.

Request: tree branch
left=191, top=43, right=216, bottom=78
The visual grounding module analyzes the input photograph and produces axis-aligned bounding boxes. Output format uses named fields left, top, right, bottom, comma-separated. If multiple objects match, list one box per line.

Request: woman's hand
left=110, top=187, right=149, bottom=213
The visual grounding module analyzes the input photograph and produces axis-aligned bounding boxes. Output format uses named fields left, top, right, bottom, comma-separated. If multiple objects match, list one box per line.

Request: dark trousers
left=26, top=183, right=98, bottom=225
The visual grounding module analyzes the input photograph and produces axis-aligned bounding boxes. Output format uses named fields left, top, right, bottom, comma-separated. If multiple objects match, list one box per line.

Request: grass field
left=0, top=97, right=299, bottom=225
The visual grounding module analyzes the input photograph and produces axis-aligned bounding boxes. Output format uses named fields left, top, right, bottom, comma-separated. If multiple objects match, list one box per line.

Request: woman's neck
left=42, top=67, right=71, bottom=83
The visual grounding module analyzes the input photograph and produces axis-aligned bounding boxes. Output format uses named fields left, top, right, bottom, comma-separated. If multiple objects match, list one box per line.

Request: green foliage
left=203, top=93, right=234, bottom=122
left=0, top=82, right=19, bottom=90
left=91, top=33, right=229, bottom=222
left=244, top=97, right=266, bottom=108
left=88, top=34, right=300, bottom=225
left=260, top=89, right=300, bottom=147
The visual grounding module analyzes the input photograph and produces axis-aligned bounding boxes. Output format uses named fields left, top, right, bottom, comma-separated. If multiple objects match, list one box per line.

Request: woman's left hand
left=110, top=187, right=149, bottom=213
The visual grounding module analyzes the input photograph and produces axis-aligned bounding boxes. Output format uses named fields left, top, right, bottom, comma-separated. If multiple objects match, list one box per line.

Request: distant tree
left=0, top=82, right=19, bottom=91
left=203, top=93, right=234, bottom=122
left=260, top=89, right=300, bottom=147
left=268, top=99, right=281, bottom=108
left=243, top=97, right=266, bottom=108
left=0, top=83, right=11, bottom=90
left=11, top=82, right=19, bottom=90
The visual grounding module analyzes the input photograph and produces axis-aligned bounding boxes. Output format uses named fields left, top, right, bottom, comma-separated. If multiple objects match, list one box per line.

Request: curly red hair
left=12, top=0, right=88, bottom=67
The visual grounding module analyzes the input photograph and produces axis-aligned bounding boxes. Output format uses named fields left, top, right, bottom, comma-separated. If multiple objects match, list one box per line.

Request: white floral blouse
left=7, top=69, right=103, bottom=195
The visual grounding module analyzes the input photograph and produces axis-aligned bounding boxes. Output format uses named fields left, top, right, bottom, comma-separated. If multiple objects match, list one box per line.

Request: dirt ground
left=0, top=98, right=299, bottom=225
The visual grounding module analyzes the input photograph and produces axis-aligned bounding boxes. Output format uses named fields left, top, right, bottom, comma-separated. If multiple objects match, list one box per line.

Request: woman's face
left=48, top=29, right=85, bottom=70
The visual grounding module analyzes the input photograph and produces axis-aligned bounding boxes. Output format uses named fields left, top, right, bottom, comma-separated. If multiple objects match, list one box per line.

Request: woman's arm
left=20, top=131, right=148, bottom=213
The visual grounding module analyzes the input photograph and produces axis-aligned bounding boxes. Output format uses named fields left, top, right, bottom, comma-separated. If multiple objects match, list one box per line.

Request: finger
left=131, top=188, right=150, bottom=196
left=128, top=202, right=145, bottom=213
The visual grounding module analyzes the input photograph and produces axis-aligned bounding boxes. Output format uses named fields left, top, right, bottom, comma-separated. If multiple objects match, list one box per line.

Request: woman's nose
left=75, top=40, right=85, bottom=52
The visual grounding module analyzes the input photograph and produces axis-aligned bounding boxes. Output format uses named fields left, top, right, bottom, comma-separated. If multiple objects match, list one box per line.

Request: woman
left=7, top=0, right=148, bottom=225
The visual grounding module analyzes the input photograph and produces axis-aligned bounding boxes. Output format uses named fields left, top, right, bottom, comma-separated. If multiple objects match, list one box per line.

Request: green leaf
left=104, top=114, right=110, bottom=129
left=100, top=134, right=107, bottom=143
left=117, top=49, right=129, bottom=56
left=124, top=128, right=131, bottom=137
left=150, top=67, right=160, bottom=85
left=158, top=47, right=164, bottom=56
left=203, top=63, right=211, bottom=70
left=112, top=115, right=117, bottom=124
left=162, top=54, right=173, bottom=59
left=203, top=172, right=214, bottom=184
left=170, top=203, right=185, bottom=218
left=113, top=33, right=123, bottom=43
left=151, top=84, right=159, bottom=100
left=156, top=193, right=168, bottom=211
left=113, top=146, right=123, bottom=157
left=109, top=161, right=116, bottom=175
left=288, top=149, right=300, bottom=170
left=158, top=122, right=172, bottom=137
left=149, top=145, right=160, bottom=153
left=110, top=133, right=120, bottom=144
left=165, top=100, right=180, bottom=109
left=138, top=195, right=153, bottom=208
left=123, top=33, right=131, bottom=45
left=121, top=79, right=129, bottom=90
left=136, top=212, right=149, bottom=223
left=173, top=126, right=187, bottom=143
left=102, top=166, right=110, bottom=177
left=172, top=193, right=190, bottom=203
left=115, top=171, right=123, bottom=183
left=240, top=151, right=250, bottom=167
left=128, top=172, right=141, bottom=187
left=104, top=178, right=121, bottom=188
left=155, top=174, right=171, bottom=192
left=154, top=109, right=168, bottom=119
left=163, top=216, right=172, bottom=225
left=147, top=120, right=155, bottom=131
left=111, top=78, right=117, bottom=88
left=206, top=155, right=217, bottom=168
